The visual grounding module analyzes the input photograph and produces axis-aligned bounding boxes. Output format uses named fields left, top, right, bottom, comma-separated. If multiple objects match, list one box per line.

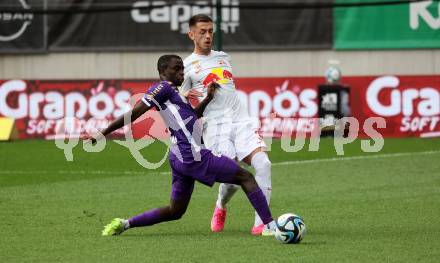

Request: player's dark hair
left=157, top=54, right=181, bottom=74
left=189, top=14, right=213, bottom=28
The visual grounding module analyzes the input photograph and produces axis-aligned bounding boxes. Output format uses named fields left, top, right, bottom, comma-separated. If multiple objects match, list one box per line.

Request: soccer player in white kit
left=180, top=14, right=272, bottom=235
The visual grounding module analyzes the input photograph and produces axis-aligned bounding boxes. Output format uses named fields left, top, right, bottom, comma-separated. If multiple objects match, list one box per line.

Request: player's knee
left=170, top=212, right=184, bottom=221
left=236, top=168, right=252, bottom=182
left=263, top=157, right=271, bottom=171
left=237, top=169, right=258, bottom=190
left=253, top=153, right=271, bottom=173
left=168, top=208, right=186, bottom=221
left=255, top=161, right=271, bottom=183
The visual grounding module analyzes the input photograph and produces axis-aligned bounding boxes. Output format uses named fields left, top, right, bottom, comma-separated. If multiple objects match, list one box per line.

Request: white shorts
left=203, top=119, right=266, bottom=161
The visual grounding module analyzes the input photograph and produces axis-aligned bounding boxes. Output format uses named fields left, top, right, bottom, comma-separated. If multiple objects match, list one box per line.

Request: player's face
left=189, top=22, right=214, bottom=54
left=163, top=58, right=184, bottom=86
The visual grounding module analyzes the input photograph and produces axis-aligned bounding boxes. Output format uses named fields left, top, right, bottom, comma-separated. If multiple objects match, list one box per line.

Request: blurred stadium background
left=1, top=0, right=439, bottom=262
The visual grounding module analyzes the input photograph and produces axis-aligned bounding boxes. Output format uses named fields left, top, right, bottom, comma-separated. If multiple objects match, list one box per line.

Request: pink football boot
left=251, top=223, right=265, bottom=235
left=210, top=206, right=227, bottom=232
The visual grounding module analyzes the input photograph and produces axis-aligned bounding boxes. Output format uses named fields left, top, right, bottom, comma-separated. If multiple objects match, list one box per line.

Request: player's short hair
left=189, top=14, right=213, bottom=28
left=157, top=54, right=181, bottom=74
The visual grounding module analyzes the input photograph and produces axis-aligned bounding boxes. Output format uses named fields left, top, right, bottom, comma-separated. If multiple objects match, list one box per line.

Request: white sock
left=216, top=183, right=240, bottom=209
left=251, top=152, right=272, bottom=227
left=122, top=219, right=130, bottom=230
left=266, top=220, right=276, bottom=230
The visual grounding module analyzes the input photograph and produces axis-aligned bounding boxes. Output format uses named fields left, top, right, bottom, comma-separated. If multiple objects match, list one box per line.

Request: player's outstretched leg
left=232, top=168, right=276, bottom=236
left=102, top=198, right=190, bottom=236
left=211, top=152, right=271, bottom=234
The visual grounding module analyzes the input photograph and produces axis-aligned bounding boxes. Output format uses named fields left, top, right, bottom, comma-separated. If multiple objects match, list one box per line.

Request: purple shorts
left=169, top=149, right=240, bottom=201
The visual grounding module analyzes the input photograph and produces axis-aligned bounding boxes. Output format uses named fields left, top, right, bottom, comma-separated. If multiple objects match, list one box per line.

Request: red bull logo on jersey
left=202, top=68, right=233, bottom=87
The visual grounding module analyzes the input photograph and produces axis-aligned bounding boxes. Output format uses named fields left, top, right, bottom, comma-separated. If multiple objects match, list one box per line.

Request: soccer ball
left=274, top=213, right=306, bottom=244
left=325, top=66, right=341, bottom=84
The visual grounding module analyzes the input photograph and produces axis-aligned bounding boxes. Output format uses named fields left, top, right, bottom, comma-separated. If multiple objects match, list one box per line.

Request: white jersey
left=181, top=50, right=249, bottom=124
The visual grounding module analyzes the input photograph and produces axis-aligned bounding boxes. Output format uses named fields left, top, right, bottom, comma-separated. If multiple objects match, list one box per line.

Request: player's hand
left=81, top=133, right=102, bottom=145
left=207, top=82, right=220, bottom=100
left=81, top=134, right=96, bottom=145
left=183, top=89, right=203, bottom=99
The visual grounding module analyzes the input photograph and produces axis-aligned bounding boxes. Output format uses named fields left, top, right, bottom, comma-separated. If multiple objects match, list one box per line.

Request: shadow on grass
left=110, top=231, right=326, bottom=246
left=118, top=230, right=252, bottom=238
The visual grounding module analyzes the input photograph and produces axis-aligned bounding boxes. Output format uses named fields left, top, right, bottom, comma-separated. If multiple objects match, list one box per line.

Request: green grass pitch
left=1, top=138, right=439, bottom=262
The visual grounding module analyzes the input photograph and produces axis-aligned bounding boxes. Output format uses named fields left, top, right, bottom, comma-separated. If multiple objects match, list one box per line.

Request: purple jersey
left=142, top=81, right=204, bottom=162
left=137, top=82, right=271, bottom=226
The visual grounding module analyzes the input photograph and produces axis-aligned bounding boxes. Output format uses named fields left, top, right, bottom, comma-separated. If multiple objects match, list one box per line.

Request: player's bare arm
left=85, top=101, right=151, bottom=144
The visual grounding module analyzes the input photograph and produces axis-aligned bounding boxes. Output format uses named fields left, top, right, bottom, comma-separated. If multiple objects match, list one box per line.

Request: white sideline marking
left=0, top=170, right=169, bottom=176
left=0, top=151, right=439, bottom=176
left=271, top=150, right=440, bottom=166
left=420, top=132, right=440, bottom=138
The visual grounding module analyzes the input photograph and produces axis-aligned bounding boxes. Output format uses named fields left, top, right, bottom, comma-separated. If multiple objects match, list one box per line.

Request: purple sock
left=128, top=208, right=162, bottom=228
left=246, top=188, right=273, bottom=224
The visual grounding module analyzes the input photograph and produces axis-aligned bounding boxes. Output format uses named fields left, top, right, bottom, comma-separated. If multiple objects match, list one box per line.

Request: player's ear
left=159, top=71, right=165, bottom=81
left=188, top=30, right=195, bottom=41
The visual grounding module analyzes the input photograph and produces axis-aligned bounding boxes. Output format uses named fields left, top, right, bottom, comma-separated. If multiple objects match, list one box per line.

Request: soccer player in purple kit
left=84, top=55, right=276, bottom=236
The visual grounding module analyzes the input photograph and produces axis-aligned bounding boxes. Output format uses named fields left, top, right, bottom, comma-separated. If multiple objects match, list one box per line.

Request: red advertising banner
left=0, top=75, right=439, bottom=139
left=0, top=79, right=157, bottom=139
left=343, top=75, right=439, bottom=138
